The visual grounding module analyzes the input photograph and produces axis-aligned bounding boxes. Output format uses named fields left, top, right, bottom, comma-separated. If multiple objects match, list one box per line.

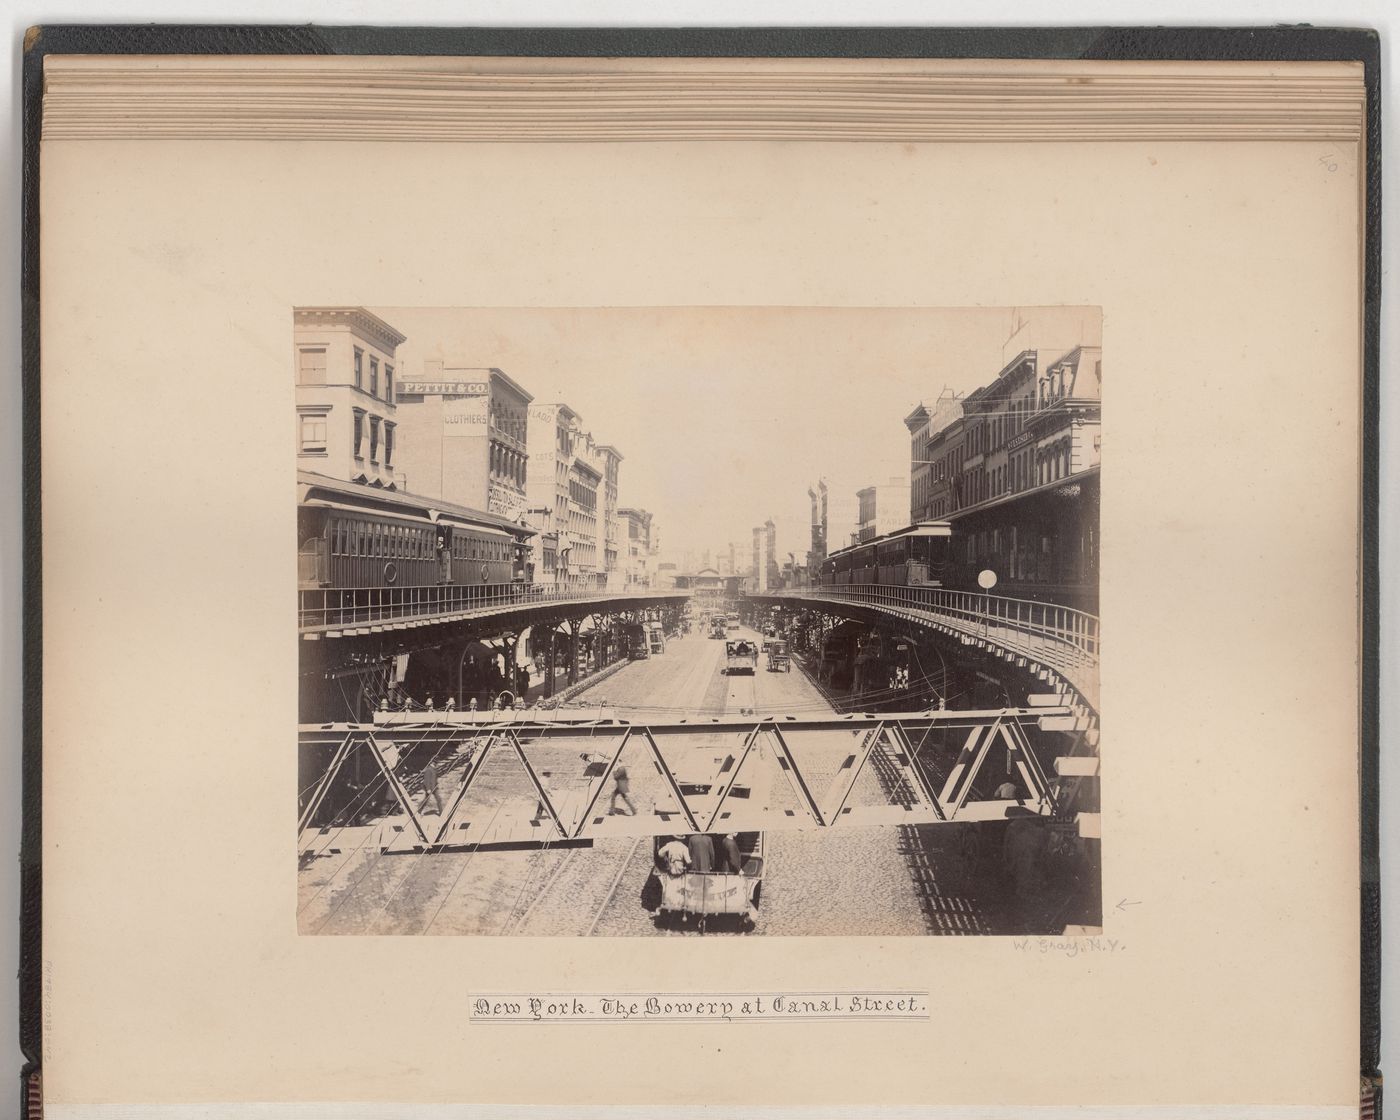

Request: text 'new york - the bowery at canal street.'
left=471, top=992, right=930, bottom=1022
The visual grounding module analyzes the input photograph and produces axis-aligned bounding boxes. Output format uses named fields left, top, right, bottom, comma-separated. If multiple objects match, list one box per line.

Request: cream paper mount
left=28, top=39, right=1376, bottom=1120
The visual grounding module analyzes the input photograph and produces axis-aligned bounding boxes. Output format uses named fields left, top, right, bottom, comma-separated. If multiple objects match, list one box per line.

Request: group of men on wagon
left=656, top=832, right=745, bottom=878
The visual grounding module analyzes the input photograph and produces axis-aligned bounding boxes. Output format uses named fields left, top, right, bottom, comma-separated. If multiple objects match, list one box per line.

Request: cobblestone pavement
left=298, top=626, right=1012, bottom=935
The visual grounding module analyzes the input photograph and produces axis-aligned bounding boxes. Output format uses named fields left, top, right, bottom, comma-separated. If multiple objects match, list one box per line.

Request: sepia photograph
left=296, top=305, right=1103, bottom=937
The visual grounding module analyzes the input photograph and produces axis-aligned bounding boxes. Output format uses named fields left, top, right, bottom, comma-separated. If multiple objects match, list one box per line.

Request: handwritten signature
left=1013, top=936, right=1124, bottom=957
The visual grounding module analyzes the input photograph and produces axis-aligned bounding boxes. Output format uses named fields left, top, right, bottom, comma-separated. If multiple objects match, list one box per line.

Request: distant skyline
left=376, top=306, right=1101, bottom=562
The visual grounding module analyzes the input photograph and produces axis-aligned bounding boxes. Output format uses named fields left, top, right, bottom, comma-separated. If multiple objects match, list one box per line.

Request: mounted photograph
left=295, top=305, right=1103, bottom=937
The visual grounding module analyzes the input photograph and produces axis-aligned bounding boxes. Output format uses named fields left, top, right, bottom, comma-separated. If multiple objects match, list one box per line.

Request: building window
left=369, top=357, right=379, bottom=398
left=384, top=423, right=395, bottom=469
left=369, top=416, right=381, bottom=464
left=297, top=348, right=327, bottom=385
left=299, top=412, right=328, bottom=454
left=385, top=365, right=394, bottom=405
left=353, top=348, right=364, bottom=391
left=352, top=409, right=365, bottom=459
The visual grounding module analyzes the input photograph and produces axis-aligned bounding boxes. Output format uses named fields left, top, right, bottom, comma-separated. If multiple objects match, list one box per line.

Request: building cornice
left=294, top=306, right=408, bottom=351
left=489, top=367, right=535, bottom=404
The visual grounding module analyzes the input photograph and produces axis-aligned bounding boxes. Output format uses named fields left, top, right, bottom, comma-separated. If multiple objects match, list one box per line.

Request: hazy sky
left=376, top=306, right=1100, bottom=563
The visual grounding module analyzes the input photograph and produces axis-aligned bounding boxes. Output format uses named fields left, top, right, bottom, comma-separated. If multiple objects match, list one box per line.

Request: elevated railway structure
left=298, top=705, right=1095, bottom=858
left=748, top=586, right=1098, bottom=715
left=301, top=583, right=690, bottom=648
left=748, top=585, right=1101, bottom=834
left=299, top=585, right=691, bottom=722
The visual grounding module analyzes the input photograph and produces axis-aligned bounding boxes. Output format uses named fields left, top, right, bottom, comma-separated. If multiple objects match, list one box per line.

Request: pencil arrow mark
left=1115, top=898, right=1141, bottom=912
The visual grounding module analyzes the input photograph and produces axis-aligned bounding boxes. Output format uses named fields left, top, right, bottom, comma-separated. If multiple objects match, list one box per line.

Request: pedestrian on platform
left=516, top=665, right=530, bottom=701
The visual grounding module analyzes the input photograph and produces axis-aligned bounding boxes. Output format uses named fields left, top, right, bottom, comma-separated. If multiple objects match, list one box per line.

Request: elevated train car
left=297, top=470, right=533, bottom=605
left=819, top=522, right=954, bottom=589
left=817, top=512, right=1096, bottom=611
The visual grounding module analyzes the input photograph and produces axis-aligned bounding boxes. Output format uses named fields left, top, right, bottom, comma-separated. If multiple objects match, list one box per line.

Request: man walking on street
left=418, top=759, right=443, bottom=816
left=581, top=751, right=637, bottom=816
left=610, top=761, right=637, bottom=816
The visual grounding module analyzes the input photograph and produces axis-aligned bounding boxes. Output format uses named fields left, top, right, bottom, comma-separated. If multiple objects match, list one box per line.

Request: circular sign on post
left=977, top=569, right=998, bottom=590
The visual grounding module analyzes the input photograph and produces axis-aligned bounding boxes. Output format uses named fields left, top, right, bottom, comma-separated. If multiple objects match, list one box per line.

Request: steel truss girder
left=298, top=707, right=1069, bottom=850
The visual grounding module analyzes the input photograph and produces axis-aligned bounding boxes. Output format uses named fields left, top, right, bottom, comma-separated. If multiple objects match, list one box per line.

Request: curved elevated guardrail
left=753, top=586, right=1099, bottom=713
